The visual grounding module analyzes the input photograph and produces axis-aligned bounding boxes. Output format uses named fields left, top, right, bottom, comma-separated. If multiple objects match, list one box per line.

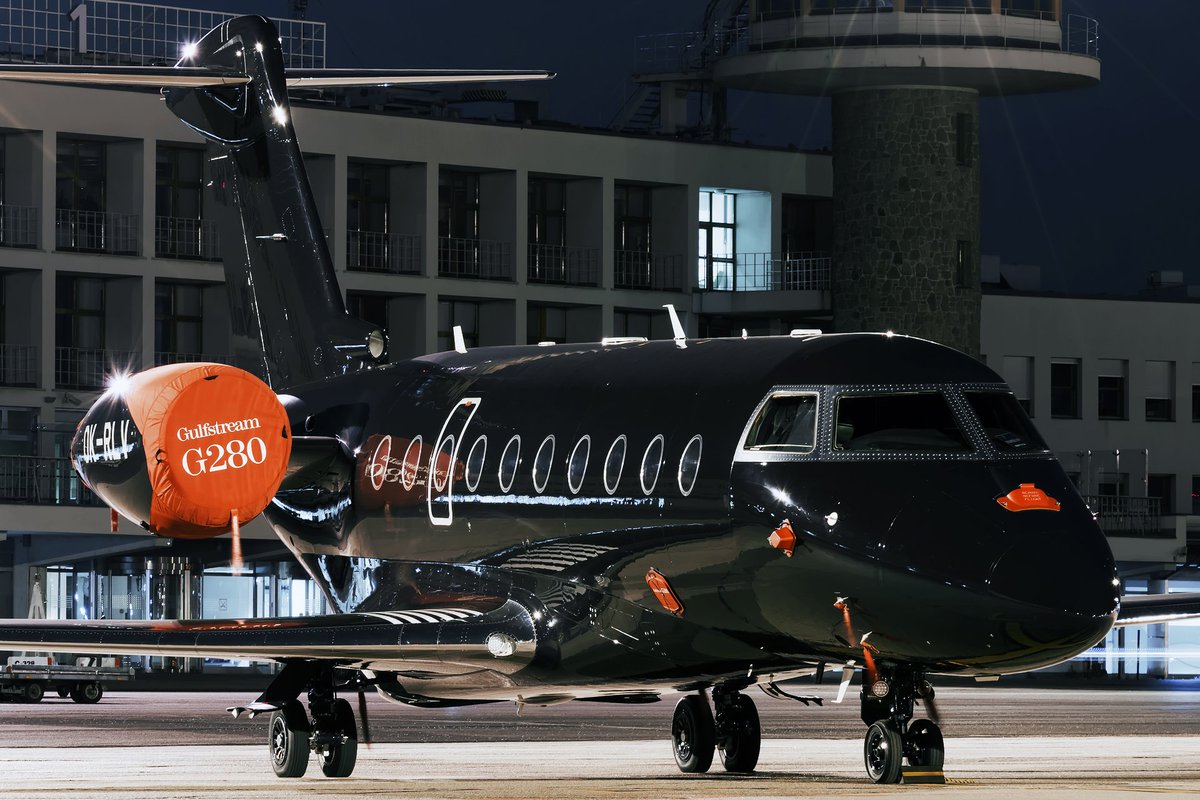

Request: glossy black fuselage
left=267, top=334, right=1119, bottom=701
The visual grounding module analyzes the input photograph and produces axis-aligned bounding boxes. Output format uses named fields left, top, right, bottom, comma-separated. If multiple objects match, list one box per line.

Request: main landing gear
left=671, top=689, right=762, bottom=774
left=860, top=667, right=943, bottom=784
left=268, top=668, right=359, bottom=779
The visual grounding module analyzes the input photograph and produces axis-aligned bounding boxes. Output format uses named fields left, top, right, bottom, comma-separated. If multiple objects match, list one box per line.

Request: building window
left=56, top=138, right=106, bottom=252
left=1001, top=356, right=1034, bottom=415
left=955, top=112, right=973, bottom=167
left=439, top=170, right=479, bottom=241
left=347, top=161, right=390, bottom=234
left=154, top=282, right=202, bottom=358
left=1193, top=475, right=1200, bottom=514
left=614, top=308, right=653, bottom=339
left=698, top=190, right=735, bottom=290
left=345, top=292, right=389, bottom=333
left=1147, top=474, right=1174, bottom=516
left=955, top=240, right=974, bottom=288
left=156, top=146, right=203, bottom=220
left=55, top=274, right=105, bottom=350
left=528, top=304, right=566, bottom=344
left=614, top=184, right=652, bottom=289
left=781, top=195, right=833, bottom=257
left=437, top=299, right=479, bottom=352
left=529, top=178, right=565, bottom=248
left=1097, top=359, right=1128, bottom=420
left=1144, top=360, right=1174, bottom=422
left=0, top=406, right=36, bottom=456
left=1050, top=359, right=1080, bottom=419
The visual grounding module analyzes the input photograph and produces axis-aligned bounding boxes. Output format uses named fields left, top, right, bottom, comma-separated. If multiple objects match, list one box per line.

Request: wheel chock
left=902, top=767, right=945, bottom=785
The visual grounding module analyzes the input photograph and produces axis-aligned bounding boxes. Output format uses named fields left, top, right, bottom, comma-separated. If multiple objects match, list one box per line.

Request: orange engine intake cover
left=122, top=362, right=292, bottom=538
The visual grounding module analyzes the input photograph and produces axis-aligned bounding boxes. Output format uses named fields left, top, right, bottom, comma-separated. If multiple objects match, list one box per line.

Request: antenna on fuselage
left=452, top=326, right=468, bottom=354
left=663, top=304, right=687, bottom=349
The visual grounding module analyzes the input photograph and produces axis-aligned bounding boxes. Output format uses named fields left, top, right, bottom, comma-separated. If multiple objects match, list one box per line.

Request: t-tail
left=0, top=14, right=552, bottom=389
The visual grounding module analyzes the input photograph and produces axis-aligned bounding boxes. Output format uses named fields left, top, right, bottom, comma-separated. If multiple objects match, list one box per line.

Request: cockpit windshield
left=744, top=393, right=818, bottom=452
left=834, top=391, right=971, bottom=452
left=964, top=391, right=1049, bottom=452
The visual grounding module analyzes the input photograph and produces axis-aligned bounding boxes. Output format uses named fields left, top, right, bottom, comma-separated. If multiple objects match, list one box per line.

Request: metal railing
left=438, top=237, right=513, bottom=281
left=1084, top=495, right=1165, bottom=538
left=615, top=251, right=686, bottom=292
left=54, top=346, right=140, bottom=390
left=707, top=251, right=832, bottom=292
left=55, top=209, right=140, bottom=255
left=154, top=216, right=219, bottom=261
left=527, top=243, right=600, bottom=287
left=347, top=230, right=423, bottom=275
left=153, top=351, right=233, bottom=367
left=0, top=0, right=324, bottom=68
left=0, top=204, right=38, bottom=248
left=0, top=455, right=103, bottom=506
left=0, top=342, right=38, bottom=385
left=727, top=8, right=1097, bottom=56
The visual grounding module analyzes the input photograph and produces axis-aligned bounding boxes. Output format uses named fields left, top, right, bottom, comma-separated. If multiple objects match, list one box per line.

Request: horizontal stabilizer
left=0, top=64, right=552, bottom=89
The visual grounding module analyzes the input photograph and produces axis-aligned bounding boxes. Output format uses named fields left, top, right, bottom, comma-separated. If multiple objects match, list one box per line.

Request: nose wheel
left=859, top=669, right=944, bottom=784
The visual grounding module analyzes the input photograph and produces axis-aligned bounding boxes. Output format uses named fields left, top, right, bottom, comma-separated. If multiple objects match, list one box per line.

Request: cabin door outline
left=427, top=397, right=482, bottom=527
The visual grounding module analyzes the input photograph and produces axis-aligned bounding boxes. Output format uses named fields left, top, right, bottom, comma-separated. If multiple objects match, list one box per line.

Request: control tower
left=709, top=1, right=1099, bottom=354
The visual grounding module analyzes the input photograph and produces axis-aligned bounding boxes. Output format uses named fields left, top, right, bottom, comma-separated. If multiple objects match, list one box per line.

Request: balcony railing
left=0, top=343, right=38, bottom=386
left=438, top=237, right=513, bottom=281
left=347, top=230, right=423, bottom=274
left=527, top=244, right=600, bottom=287
left=615, top=251, right=686, bottom=291
left=0, top=204, right=38, bottom=248
left=153, top=351, right=234, bottom=367
left=54, top=347, right=141, bottom=390
left=1083, top=495, right=1166, bottom=538
left=56, top=209, right=140, bottom=256
left=155, top=216, right=220, bottom=261
left=0, top=455, right=103, bottom=507
left=706, top=252, right=832, bottom=292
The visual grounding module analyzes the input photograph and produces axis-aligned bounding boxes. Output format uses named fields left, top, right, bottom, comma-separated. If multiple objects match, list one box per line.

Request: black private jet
left=0, top=14, right=1186, bottom=786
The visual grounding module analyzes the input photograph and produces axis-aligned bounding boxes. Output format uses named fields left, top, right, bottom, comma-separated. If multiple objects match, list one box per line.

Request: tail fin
left=164, top=16, right=376, bottom=388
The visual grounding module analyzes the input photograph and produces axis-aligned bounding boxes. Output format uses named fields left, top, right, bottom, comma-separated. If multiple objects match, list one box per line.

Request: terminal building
left=0, top=0, right=1195, bottom=677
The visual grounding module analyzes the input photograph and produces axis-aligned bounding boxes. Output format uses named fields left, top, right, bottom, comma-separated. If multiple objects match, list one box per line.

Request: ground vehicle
left=0, top=656, right=133, bottom=703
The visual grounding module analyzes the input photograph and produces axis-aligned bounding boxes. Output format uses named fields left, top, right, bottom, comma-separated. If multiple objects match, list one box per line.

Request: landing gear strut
left=859, top=668, right=943, bottom=784
left=266, top=667, right=359, bottom=779
left=670, top=689, right=762, bottom=774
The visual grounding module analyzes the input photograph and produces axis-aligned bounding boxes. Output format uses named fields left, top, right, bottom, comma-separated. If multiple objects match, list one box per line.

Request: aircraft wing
left=0, top=600, right=535, bottom=674
left=1115, top=593, right=1200, bottom=626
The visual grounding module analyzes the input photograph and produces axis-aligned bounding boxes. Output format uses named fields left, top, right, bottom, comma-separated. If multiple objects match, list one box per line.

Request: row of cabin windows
left=744, top=390, right=1047, bottom=454
left=443, top=432, right=703, bottom=498
left=1002, top=357, right=1200, bottom=423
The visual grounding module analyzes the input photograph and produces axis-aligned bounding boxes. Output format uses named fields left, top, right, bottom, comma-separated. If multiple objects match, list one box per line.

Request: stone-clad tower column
left=713, top=4, right=1099, bottom=355
left=831, top=87, right=980, bottom=354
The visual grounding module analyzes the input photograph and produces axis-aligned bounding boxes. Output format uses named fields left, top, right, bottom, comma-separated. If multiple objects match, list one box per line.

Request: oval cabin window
left=677, top=435, right=702, bottom=496
left=464, top=435, right=487, bottom=492
left=533, top=435, right=555, bottom=494
left=603, top=435, right=627, bottom=495
left=498, top=435, right=521, bottom=493
left=640, top=434, right=664, bottom=495
left=567, top=436, right=590, bottom=495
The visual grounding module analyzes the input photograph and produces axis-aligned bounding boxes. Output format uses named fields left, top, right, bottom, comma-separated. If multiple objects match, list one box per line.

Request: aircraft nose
left=988, top=538, right=1119, bottom=619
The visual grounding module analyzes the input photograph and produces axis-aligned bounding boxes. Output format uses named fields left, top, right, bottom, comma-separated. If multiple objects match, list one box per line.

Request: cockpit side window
left=964, top=391, right=1050, bottom=452
left=834, top=391, right=971, bottom=452
left=744, top=393, right=818, bottom=452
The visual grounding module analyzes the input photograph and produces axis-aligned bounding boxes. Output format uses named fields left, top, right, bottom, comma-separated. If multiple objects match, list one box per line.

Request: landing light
left=870, top=679, right=890, bottom=698
left=104, top=369, right=133, bottom=398
left=486, top=632, right=516, bottom=658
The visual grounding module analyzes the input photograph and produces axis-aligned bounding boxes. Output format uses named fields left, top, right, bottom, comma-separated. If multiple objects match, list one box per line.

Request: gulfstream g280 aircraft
left=0, top=14, right=1185, bottom=786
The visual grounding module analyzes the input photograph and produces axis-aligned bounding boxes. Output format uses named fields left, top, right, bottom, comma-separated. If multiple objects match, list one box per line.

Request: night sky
left=189, top=1, right=1198, bottom=296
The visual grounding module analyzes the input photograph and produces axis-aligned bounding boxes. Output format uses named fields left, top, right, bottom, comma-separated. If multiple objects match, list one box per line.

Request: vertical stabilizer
left=164, top=16, right=384, bottom=388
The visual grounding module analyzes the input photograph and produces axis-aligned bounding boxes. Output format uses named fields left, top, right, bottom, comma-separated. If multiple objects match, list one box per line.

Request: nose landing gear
left=860, top=668, right=943, bottom=784
left=670, top=689, right=763, bottom=774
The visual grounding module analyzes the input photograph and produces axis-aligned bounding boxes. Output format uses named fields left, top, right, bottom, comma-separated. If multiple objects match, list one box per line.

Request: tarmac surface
left=1, top=682, right=1200, bottom=798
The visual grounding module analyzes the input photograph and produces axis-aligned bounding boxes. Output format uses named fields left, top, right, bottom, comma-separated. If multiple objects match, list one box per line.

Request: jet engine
left=71, top=362, right=292, bottom=539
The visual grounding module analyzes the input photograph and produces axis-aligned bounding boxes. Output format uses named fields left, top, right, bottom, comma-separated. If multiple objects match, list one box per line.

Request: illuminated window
left=698, top=190, right=735, bottom=291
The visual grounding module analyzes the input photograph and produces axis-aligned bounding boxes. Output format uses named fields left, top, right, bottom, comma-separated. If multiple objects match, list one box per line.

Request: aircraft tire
left=906, top=719, right=944, bottom=770
left=864, top=720, right=903, bottom=784
left=70, top=682, right=103, bottom=704
left=671, top=695, right=715, bottom=773
left=718, top=694, right=761, bottom=773
left=319, top=698, right=358, bottom=778
left=269, top=701, right=310, bottom=778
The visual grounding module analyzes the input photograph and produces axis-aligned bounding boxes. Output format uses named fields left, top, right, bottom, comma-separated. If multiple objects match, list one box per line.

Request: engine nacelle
left=71, top=363, right=292, bottom=538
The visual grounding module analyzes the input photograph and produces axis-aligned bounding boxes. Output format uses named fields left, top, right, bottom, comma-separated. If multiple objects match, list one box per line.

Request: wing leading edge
left=0, top=600, right=535, bottom=674
left=1116, top=593, right=1200, bottom=626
